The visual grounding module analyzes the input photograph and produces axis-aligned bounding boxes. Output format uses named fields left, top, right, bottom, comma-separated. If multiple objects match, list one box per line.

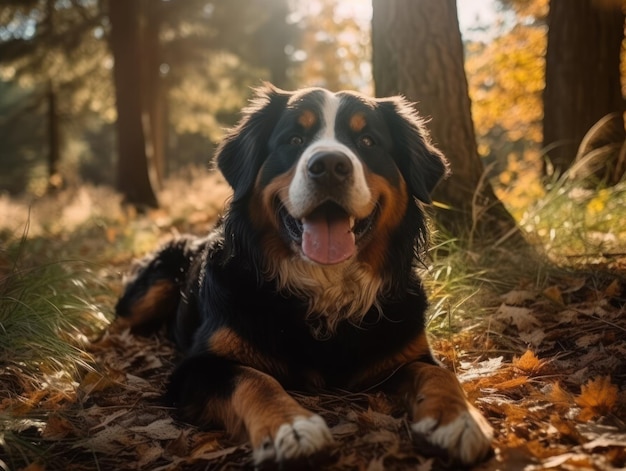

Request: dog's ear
left=379, top=97, right=450, bottom=204
left=215, top=83, right=291, bottom=201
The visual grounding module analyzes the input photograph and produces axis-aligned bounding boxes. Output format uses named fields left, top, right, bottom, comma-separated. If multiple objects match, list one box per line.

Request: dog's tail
left=115, top=235, right=207, bottom=335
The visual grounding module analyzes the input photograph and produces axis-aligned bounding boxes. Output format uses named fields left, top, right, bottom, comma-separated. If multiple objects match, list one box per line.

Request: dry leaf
left=458, top=356, right=503, bottom=382
left=165, top=430, right=191, bottom=457
left=129, top=418, right=181, bottom=440
left=513, top=350, right=545, bottom=375
left=331, top=422, right=360, bottom=437
left=78, top=370, right=124, bottom=398
left=603, top=279, right=621, bottom=298
left=543, top=286, right=564, bottom=304
left=575, top=376, right=618, bottom=421
left=496, top=304, right=540, bottom=332
left=494, top=376, right=529, bottom=390
left=548, top=382, right=573, bottom=407
left=42, top=414, right=75, bottom=440
left=19, top=463, right=46, bottom=471
left=501, top=289, right=537, bottom=305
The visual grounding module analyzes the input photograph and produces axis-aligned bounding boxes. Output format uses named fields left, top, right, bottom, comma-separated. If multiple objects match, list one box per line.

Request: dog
left=115, top=84, right=493, bottom=467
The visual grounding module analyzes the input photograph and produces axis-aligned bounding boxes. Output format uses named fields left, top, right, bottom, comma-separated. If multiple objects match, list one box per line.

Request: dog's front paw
left=253, top=414, right=334, bottom=466
left=411, top=404, right=493, bottom=465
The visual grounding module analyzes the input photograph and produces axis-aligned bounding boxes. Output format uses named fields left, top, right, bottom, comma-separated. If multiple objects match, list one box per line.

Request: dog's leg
left=168, top=355, right=334, bottom=466
left=394, top=361, right=493, bottom=465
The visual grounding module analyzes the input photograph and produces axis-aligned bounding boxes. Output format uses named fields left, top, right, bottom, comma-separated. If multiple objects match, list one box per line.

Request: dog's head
left=216, top=84, right=449, bottom=269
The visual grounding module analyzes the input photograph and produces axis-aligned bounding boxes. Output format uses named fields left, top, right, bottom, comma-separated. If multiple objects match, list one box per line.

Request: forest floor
left=1, top=172, right=626, bottom=471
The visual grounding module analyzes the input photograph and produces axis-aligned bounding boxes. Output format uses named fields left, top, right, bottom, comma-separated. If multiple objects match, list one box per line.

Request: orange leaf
left=575, top=376, right=618, bottom=420
left=20, top=464, right=46, bottom=471
left=604, top=279, right=621, bottom=298
left=513, top=350, right=545, bottom=374
left=548, top=382, right=573, bottom=407
left=543, top=285, right=564, bottom=304
left=494, top=376, right=529, bottom=390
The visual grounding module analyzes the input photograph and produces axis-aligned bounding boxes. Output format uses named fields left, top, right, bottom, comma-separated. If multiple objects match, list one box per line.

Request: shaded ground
left=4, top=264, right=625, bottom=470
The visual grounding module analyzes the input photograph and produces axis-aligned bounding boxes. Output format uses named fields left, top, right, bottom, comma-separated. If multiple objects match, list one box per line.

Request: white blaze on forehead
left=288, top=92, right=371, bottom=218
left=320, top=90, right=341, bottom=139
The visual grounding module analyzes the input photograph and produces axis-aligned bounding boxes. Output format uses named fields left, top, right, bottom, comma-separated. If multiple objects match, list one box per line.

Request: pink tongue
left=302, top=207, right=355, bottom=265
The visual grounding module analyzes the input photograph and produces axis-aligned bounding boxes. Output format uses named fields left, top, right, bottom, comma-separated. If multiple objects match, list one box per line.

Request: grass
left=519, top=176, right=626, bottom=261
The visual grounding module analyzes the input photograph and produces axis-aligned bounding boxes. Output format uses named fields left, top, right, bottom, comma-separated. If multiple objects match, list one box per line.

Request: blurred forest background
left=1, top=0, right=624, bottom=230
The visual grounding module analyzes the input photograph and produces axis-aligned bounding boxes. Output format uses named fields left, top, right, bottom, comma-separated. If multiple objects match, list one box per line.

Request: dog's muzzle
left=279, top=157, right=375, bottom=265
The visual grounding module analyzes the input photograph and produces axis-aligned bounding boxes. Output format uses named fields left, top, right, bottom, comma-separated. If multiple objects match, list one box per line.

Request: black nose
left=307, top=152, right=353, bottom=184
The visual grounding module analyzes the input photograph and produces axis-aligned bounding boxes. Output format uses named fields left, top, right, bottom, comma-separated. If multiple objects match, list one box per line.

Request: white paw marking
left=411, top=407, right=493, bottom=465
left=253, top=415, right=334, bottom=464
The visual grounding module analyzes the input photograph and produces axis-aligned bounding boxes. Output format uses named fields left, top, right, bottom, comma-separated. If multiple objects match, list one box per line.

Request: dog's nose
left=307, top=152, right=353, bottom=184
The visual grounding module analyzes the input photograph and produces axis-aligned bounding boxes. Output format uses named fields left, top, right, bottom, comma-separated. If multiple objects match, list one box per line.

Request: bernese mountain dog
left=115, top=84, right=493, bottom=467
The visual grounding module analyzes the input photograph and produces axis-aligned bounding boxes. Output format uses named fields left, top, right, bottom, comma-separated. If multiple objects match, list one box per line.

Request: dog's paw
left=411, top=404, right=493, bottom=465
left=253, top=414, right=334, bottom=466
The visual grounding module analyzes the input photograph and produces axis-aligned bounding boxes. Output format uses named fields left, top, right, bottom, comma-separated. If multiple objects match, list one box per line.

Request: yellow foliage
left=586, top=189, right=611, bottom=215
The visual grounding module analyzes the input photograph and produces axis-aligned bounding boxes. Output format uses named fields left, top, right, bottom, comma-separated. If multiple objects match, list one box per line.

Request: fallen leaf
left=494, top=376, right=528, bottom=390
left=458, top=356, right=503, bottom=382
left=575, top=376, right=618, bottom=421
left=513, top=350, right=546, bottom=375
left=331, top=421, right=360, bottom=437
left=496, top=305, right=540, bottom=332
left=603, top=279, right=621, bottom=298
left=42, top=414, right=75, bottom=440
left=501, top=289, right=537, bottom=305
left=543, top=286, right=564, bottom=305
left=19, top=463, right=46, bottom=471
left=129, top=418, right=181, bottom=440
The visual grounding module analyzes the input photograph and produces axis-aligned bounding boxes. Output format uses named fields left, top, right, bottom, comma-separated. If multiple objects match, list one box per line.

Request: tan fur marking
left=298, top=109, right=317, bottom=129
left=250, top=170, right=296, bottom=262
left=349, top=112, right=367, bottom=133
left=359, top=172, right=408, bottom=273
left=230, top=367, right=316, bottom=449
left=126, top=280, right=176, bottom=326
left=397, top=361, right=474, bottom=426
left=209, top=327, right=288, bottom=377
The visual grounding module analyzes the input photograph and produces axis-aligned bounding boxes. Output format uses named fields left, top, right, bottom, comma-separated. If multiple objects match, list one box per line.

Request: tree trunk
left=46, top=80, right=63, bottom=192
left=109, top=0, right=158, bottom=209
left=45, top=0, right=62, bottom=192
left=142, top=0, right=168, bottom=186
left=372, top=0, right=521, bottom=244
left=543, top=0, right=624, bottom=174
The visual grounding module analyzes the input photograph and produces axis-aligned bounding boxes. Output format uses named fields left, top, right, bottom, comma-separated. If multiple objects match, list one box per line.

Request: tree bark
left=46, top=80, right=63, bottom=192
left=372, top=0, right=521, bottom=244
left=142, top=0, right=168, bottom=186
left=543, top=0, right=625, bottom=174
left=109, top=0, right=158, bottom=209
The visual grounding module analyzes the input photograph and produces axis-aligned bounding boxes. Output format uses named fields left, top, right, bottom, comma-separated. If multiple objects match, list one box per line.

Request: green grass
left=0, top=236, right=110, bottom=393
left=519, top=175, right=626, bottom=261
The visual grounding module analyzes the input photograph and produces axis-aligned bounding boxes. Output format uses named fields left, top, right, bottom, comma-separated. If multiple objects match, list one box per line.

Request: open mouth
left=279, top=201, right=377, bottom=265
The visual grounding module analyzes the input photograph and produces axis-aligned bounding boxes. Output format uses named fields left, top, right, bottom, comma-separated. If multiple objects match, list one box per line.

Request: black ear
left=215, top=83, right=292, bottom=201
left=379, top=97, right=450, bottom=204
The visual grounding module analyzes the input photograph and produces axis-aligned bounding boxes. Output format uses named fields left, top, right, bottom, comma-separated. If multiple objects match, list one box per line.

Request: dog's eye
left=289, top=136, right=304, bottom=146
left=358, top=135, right=375, bottom=148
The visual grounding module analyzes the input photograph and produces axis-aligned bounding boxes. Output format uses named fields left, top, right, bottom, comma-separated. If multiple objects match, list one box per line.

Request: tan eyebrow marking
left=349, top=112, right=367, bottom=132
left=298, top=109, right=317, bottom=129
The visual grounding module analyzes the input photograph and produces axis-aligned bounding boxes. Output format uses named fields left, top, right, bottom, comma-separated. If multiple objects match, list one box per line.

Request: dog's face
left=217, top=84, right=449, bottom=271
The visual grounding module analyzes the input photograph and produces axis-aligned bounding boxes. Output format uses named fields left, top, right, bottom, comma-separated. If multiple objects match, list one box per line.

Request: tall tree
left=543, top=0, right=624, bottom=174
left=108, top=0, right=158, bottom=208
left=372, top=0, right=521, bottom=244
